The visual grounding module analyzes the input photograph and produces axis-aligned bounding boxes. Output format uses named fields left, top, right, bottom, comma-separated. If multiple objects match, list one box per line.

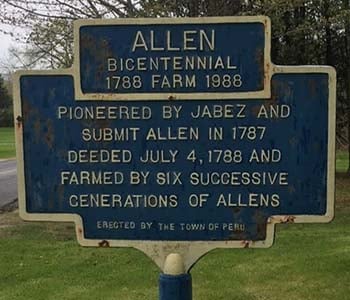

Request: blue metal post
left=159, top=253, right=192, bottom=300
left=159, top=273, right=192, bottom=300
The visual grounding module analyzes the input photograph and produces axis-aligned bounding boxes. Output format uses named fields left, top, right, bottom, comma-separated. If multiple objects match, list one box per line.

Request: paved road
left=0, top=159, right=17, bottom=208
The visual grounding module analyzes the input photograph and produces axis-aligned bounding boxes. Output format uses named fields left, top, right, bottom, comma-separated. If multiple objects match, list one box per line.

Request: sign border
left=14, top=16, right=336, bottom=272
left=72, top=16, right=272, bottom=101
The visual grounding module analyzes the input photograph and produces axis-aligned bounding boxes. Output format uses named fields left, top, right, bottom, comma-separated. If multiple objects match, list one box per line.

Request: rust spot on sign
left=77, top=227, right=83, bottom=238
left=44, top=119, right=54, bottom=149
left=80, top=33, right=113, bottom=85
left=255, top=48, right=265, bottom=90
left=264, top=18, right=268, bottom=27
left=281, top=216, right=296, bottom=223
left=254, top=210, right=268, bottom=240
left=16, top=116, right=22, bottom=128
left=241, top=240, right=250, bottom=248
left=264, top=62, right=270, bottom=90
left=98, top=240, right=110, bottom=247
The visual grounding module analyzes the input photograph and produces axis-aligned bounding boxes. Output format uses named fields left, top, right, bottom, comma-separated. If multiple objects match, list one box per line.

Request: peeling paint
left=98, top=240, right=110, bottom=247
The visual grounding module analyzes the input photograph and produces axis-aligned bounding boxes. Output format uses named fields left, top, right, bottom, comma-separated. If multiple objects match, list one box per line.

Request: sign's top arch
left=72, top=16, right=272, bottom=100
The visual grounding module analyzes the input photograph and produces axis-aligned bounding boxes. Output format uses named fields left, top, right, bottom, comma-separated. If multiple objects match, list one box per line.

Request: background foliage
left=0, top=0, right=349, bottom=166
left=0, top=74, right=13, bottom=126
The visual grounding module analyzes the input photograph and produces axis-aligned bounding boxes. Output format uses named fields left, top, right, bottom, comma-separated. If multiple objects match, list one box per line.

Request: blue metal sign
left=15, top=17, right=335, bottom=269
left=73, top=17, right=271, bottom=101
left=79, top=22, right=265, bottom=94
left=18, top=71, right=333, bottom=241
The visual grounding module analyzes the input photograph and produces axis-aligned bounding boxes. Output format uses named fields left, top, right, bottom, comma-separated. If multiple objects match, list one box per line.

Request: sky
left=0, top=31, right=13, bottom=59
left=0, top=24, right=26, bottom=74
left=0, top=31, right=14, bottom=74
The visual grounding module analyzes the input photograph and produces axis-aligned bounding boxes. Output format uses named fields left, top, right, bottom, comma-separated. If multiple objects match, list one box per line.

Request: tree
left=0, top=1, right=245, bottom=68
left=0, top=74, right=13, bottom=127
left=0, top=0, right=143, bottom=69
left=135, top=0, right=244, bottom=17
left=27, top=19, right=74, bottom=69
left=2, top=0, right=350, bottom=170
left=342, top=0, right=350, bottom=172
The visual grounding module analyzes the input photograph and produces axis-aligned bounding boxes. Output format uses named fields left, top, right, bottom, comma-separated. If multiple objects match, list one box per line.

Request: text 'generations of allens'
left=56, top=103, right=291, bottom=220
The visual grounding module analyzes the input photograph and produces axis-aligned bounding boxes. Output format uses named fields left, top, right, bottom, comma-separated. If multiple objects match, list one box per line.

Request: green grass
left=0, top=129, right=349, bottom=298
left=336, top=150, right=349, bottom=173
left=0, top=127, right=15, bottom=159
left=0, top=176, right=350, bottom=300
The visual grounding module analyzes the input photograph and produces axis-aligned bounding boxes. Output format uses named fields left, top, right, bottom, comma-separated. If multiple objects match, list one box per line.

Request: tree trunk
left=294, top=2, right=307, bottom=64
left=343, top=0, right=350, bottom=173
left=323, top=0, right=333, bottom=66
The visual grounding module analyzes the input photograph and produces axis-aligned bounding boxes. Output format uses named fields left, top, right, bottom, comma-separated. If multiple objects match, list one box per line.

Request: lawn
left=0, top=129, right=349, bottom=299
left=0, top=176, right=349, bottom=300
left=0, top=127, right=15, bottom=159
left=336, top=150, right=349, bottom=173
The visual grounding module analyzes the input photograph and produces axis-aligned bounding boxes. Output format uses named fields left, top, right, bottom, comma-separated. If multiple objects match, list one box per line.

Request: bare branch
left=2, top=0, right=76, bottom=20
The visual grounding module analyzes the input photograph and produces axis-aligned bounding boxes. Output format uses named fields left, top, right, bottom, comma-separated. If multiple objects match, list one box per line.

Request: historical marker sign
left=15, top=17, right=335, bottom=271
